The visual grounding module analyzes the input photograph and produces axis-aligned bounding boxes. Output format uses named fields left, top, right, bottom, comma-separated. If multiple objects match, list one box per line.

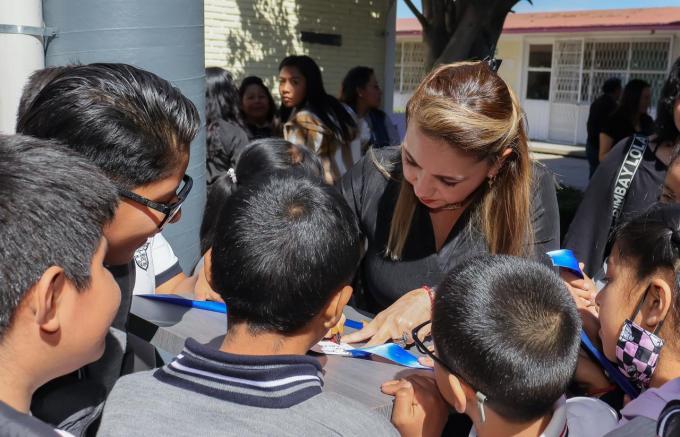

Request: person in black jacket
left=564, top=57, right=680, bottom=277
left=205, top=67, right=250, bottom=185
left=599, top=79, right=655, bottom=161
left=586, top=78, right=621, bottom=176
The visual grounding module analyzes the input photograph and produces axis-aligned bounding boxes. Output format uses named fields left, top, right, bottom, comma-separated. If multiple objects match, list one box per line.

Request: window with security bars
left=395, top=41, right=427, bottom=93
left=580, top=39, right=671, bottom=105
left=552, top=40, right=583, bottom=103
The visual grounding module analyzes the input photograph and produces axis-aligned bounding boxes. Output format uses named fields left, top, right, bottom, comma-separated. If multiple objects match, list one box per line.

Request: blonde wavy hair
left=384, top=61, right=533, bottom=260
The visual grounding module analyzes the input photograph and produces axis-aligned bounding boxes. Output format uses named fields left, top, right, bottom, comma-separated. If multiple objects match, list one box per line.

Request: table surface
left=128, top=296, right=427, bottom=418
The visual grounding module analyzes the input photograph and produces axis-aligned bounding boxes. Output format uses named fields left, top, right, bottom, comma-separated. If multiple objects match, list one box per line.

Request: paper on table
left=313, top=341, right=428, bottom=369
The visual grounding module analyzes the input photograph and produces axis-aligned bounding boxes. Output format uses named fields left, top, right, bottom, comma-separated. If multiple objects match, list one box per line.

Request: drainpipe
left=0, top=0, right=51, bottom=133
left=42, top=0, right=206, bottom=271
left=383, top=0, right=396, bottom=116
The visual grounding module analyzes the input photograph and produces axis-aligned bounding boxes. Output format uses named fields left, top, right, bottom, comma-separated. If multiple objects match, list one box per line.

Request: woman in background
left=278, top=55, right=358, bottom=184
left=599, top=78, right=654, bottom=161
left=205, top=67, right=250, bottom=185
left=239, top=76, right=280, bottom=139
left=341, top=66, right=400, bottom=150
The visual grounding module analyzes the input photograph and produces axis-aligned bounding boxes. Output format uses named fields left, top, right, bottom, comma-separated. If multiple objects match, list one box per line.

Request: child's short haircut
left=432, top=255, right=581, bottom=422
left=0, top=134, right=118, bottom=339
left=16, top=66, right=70, bottom=124
left=211, top=172, right=361, bottom=333
left=16, top=63, right=200, bottom=189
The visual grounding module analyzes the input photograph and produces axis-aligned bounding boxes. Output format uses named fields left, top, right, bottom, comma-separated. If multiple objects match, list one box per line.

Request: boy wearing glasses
left=0, top=135, right=120, bottom=436
left=98, top=173, right=397, bottom=436
left=382, top=255, right=618, bottom=437
left=16, top=63, right=200, bottom=433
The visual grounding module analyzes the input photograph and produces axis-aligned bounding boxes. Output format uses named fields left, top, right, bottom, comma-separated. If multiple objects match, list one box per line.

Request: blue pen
left=344, top=319, right=364, bottom=330
left=139, top=294, right=227, bottom=313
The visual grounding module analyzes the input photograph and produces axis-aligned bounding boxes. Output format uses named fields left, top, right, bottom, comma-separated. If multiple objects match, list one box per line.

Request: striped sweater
left=98, top=338, right=398, bottom=436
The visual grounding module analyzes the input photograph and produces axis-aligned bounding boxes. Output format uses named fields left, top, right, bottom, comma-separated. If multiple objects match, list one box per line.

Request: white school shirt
left=132, top=234, right=183, bottom=294
left=469, top=396, right=618, bottom=437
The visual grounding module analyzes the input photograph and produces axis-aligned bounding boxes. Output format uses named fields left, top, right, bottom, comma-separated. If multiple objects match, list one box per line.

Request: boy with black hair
left=98, top=173, right=398, bottom=436
left=16, top=63, right=200, bottom=432
left=383, top=255, right=619, bottom=437
left=0, top=134, right=120, bottom=436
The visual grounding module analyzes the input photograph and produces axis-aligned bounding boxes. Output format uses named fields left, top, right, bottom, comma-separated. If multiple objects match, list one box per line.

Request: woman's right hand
left=341, top=288, right=431, bottom=346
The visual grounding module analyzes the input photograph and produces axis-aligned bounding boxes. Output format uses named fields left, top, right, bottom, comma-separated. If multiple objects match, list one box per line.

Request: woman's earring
left=488, top=174, right=496, bottom=187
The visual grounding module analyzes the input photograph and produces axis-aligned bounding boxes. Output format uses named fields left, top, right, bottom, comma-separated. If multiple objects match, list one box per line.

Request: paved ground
left=532, top=152, right=589, bottom=191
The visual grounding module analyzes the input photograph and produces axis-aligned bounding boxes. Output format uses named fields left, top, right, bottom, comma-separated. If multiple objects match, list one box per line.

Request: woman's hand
left=560, top=263, right=597, bottom=312
left=381, top=375, right=449, bottom=437
left=342, top=288, right=431, bottom=346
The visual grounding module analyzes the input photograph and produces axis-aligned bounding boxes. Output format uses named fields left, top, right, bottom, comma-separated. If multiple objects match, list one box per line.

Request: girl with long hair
left=340, top=66, right=400, bottom=149
left=278, top=55, right=358, bottom=184
left=205, top=67, right=250, bottom=185
left=599, top=78, right=654, bottom=160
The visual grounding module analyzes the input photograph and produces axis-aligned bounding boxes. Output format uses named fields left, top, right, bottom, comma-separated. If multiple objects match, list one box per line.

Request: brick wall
left=205, top=0, right=389, bottom=101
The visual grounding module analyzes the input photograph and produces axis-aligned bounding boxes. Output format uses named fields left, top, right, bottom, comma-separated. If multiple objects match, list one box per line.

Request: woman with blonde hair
left=341, top=61, right=560, bottom=346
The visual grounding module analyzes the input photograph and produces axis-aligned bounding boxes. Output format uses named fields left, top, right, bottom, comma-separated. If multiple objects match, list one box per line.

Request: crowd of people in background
left=1, top=51, right=680, bottom=437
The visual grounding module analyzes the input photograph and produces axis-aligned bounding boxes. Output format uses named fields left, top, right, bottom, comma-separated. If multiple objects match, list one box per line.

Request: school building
left=395, top=7, right=680, bottom=145
left=204, top=0, right=397, bottom=110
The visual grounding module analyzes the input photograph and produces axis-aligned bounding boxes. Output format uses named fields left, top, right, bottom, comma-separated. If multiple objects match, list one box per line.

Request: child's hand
left=324, top=314, right=346, bottom=340
left=574, top=349, right=611, bottom=394
left=560, top=263, right=597, bottom=310
left=381, top=375, right=448, bottom=437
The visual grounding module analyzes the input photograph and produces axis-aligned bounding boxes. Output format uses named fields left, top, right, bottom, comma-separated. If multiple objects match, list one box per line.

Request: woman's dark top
left=245, top=122, right=275, bottom=140
left=341, top=147, right=560, bottom=312
left=206, top=119, right=250, bottom=185
left=564, top=136, right=666, bottom=276
left=601, top=112, right=654, bottom=146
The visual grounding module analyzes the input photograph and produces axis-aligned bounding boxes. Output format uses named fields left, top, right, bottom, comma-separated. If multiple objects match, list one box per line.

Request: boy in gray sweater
left=98, top=172, right=398, bottom=436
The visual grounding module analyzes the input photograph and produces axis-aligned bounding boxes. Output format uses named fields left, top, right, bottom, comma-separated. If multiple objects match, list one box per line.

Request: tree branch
left=403, top=0, right=429, bottom=29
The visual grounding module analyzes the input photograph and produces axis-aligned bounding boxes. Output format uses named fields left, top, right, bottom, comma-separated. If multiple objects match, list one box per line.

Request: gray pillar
left=43, top=0, right=206, bottom=271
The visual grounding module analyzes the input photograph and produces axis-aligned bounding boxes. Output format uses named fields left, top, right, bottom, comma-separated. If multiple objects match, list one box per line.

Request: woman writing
left=279, top=55, right=358, bottom=184
left=341, top=61, right=560, bottom=346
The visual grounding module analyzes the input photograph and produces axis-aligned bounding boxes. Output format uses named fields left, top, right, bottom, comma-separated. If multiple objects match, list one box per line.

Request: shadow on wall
left=221, top=0, right=386, bottom=100
left=224, top=0, right=301, bottom=93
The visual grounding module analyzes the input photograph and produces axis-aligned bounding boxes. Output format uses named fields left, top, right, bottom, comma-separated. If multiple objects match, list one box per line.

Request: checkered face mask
left=615, top=289, right=665, bottom=390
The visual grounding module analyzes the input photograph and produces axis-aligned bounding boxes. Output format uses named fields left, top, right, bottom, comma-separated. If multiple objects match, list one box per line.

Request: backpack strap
left=608, top=135, right=648, bottom=237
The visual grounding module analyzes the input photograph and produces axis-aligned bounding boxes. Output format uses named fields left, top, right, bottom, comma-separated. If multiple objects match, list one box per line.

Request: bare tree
left=404, top=0, right=531, bottom=69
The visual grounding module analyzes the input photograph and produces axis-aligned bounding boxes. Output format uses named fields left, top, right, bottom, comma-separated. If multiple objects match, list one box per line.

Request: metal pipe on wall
left=0, top=0, right=45, bottom=133
left=42, top=0, right=206, bottom=271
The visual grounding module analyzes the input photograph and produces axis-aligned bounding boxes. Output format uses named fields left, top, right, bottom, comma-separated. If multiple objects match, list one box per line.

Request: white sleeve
left=151, top=234, right=182, bottom=286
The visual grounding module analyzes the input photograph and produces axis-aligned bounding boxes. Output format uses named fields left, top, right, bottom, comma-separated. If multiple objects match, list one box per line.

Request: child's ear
left=645, top=276, right=673, bottom=329
left=30, top=266, right=66, bottom=334
left=447, top=373, right=468, bottom=415
left=322, top=285, right=353, bottom=329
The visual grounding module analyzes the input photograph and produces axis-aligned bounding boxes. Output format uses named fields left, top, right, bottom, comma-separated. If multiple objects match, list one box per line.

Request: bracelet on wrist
left=422, top=285, right=435, bottom=306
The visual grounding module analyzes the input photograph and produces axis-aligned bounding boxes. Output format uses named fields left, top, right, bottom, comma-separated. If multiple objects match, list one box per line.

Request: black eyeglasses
left=412, top=320, right=457, bottom=375
left=118, top=174, right=193, bottom=230
left=412, top=320, right=490, bottom=422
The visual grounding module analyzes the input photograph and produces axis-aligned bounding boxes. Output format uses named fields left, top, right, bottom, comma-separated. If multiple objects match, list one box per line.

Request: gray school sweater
left=97, top=339, right=399, bottom=437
